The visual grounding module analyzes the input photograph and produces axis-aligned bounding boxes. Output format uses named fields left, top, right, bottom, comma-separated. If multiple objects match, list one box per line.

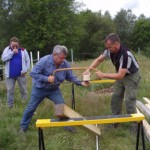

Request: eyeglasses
left=57, top=54, right=66, bottom=60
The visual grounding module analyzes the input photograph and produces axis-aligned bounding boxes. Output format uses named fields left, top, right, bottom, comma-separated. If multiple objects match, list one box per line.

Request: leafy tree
left=0, top=0, right=16, bottom=51
left=77, top=10, right=116, bottom=59
left=138, top=14, right=146, bottom=20
left=114, top=9, right=136, bottom=47
left=104, top=10, right=112, bottom=20
left=13, top=0, right=77, bottom=55
left=0, top=0, right=80, bottom=57
left=132, top=18, right=150, bottom=55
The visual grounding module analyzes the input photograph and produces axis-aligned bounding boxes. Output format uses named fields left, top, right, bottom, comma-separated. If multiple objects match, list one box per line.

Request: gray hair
left=53, top=45, right=68, bottom=55
left=104, top=33, right=120, bottom=44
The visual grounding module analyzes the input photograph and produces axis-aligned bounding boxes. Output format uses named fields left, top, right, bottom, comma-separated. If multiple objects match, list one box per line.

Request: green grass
left=0, top=54, right=150, bottom=150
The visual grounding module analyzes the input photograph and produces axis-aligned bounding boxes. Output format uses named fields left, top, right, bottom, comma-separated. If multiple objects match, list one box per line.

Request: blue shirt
left=9, top=48, right=22, bottom=77
left=30, top=54, right=82, bottom=89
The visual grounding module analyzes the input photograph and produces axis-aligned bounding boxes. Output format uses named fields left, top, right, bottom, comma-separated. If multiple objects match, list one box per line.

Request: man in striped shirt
left=86, top=33, right=141, bottom=117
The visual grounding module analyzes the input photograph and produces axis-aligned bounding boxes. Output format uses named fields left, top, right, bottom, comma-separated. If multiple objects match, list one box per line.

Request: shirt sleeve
left=30, top=57, right=48, bottom=82
left=102, top=49, right=110, bottom=58
left=65, top=63, right=82, bottom=86
left=1, top=47, right=14, bottom=62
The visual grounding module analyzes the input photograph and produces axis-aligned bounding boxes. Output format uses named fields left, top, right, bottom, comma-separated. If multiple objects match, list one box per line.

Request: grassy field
left=0, top=53, right=150, bottom=150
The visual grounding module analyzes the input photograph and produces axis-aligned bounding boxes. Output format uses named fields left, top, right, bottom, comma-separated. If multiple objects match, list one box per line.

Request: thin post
left=72, top=83, right=75, bottom=110
left=37, top=51, right=40, bottom=62
left=138, top=47, right=140, bottom=55
left=96, top=124, right=99, bottom=150
left=30, top=52, right=33, bottom=68
left=141, top=122, right=145, bottom=150
left=71, top=49, right=74, bottom=65
left=38, top=128, right=45, bottom=150
left=136, top=123, right=141, bottom=150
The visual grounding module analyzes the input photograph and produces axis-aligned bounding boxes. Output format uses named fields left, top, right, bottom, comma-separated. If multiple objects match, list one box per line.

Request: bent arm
left=30, top=58, right=48, bottom=82
left=88, top=54, right=105, bottom=70
left=1, top=47, right=14, bottom=62
left=96, top=68, right=127, bottom=80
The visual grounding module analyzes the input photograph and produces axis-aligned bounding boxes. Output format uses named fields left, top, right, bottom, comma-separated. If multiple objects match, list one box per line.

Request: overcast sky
left=78, top=0, right=150, bottom=18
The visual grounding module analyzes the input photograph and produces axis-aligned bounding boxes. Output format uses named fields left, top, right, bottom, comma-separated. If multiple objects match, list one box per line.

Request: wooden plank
left=143, top=97, right=150, bottom=105
left=136, top=108, right=150, bottom=142
left=136, top=100, right=150, bottom=119
left=54, top=104, right=101, bottom=136
left=145, top=104, right=150, bottom=110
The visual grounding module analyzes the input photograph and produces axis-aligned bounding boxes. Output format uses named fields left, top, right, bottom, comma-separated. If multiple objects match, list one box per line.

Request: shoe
left=19, top=128, right=27, bottom=133
left=8, top=105, right=13, bottom=109
left=64, top=126, right=77, bottom=133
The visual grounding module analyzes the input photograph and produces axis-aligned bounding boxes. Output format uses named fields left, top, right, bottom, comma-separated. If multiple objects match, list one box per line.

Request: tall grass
left=0, top=54, right=150, bottom=150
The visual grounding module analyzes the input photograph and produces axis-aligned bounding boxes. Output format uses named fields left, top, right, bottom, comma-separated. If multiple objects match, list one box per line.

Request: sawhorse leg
left=136, top=121, right=145, bottom=150
left=96, top=135, right=100, bottom=150
left=38, top=128, right=45, bottom=150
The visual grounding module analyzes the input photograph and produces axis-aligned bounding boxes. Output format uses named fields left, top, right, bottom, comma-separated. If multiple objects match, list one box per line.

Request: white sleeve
left=102, top=49, right=110, bottom=58
left=1, top=47, right=14, bottom=62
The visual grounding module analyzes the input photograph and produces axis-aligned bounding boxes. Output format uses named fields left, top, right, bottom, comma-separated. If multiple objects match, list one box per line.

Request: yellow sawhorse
left=36, top=113, right=145, bottom=150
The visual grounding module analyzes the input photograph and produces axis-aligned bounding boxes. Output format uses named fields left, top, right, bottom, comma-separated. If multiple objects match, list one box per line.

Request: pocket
left=127, top=71, right=141, bottom=86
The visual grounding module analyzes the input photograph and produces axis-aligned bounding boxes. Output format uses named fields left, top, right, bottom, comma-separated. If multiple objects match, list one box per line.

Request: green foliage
left=13, top=0, right=77, bottom=55
left=0, top=0, right=78, bottom=56
left=77, top=10, right=116, bottom=59
left=114, top=9, right=136, bottom=47
left=132, top=18, right=150, bottom=56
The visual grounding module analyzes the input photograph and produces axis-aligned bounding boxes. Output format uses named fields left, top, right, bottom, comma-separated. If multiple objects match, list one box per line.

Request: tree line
left=0, top=0, right=150, bottom=60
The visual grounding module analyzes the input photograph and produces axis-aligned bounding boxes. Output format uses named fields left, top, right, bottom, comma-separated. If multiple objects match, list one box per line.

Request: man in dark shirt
left=84, top=33, right=141, bottom=117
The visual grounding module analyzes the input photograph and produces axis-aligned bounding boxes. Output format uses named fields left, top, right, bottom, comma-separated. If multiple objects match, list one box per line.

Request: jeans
left=6, top=76, right=27, bottom=107
left=20, top=85, right=64, bottom=130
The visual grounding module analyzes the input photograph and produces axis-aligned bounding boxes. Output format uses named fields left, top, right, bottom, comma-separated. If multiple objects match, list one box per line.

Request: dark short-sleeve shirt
left=102, top=45, right=139, bottom=75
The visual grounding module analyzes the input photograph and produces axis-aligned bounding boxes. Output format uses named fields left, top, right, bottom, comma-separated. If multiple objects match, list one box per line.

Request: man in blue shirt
left=20, top=45, right=89, bottom=132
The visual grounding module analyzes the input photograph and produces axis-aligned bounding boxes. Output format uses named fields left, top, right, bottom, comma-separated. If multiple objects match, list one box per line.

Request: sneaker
left=8, top=105, right=13, bottom=109
left=19, top=128, right=27, bottom=133
left=64, top=126, right=77, bottom=133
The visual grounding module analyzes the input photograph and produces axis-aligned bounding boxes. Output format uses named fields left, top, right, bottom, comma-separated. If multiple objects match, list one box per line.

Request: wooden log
left=136, top=100, right=150, bottom=119
left=143, top=97, right=150, bottom=105
left=54, top=104, right=101, bottom=136
left=136, top=108, right=150, bottom=142
left=145, top=104, right=150, bottom=110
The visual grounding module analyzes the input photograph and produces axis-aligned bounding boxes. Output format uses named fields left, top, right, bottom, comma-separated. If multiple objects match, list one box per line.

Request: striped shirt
left=103, top=45, right=139, bottom=75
